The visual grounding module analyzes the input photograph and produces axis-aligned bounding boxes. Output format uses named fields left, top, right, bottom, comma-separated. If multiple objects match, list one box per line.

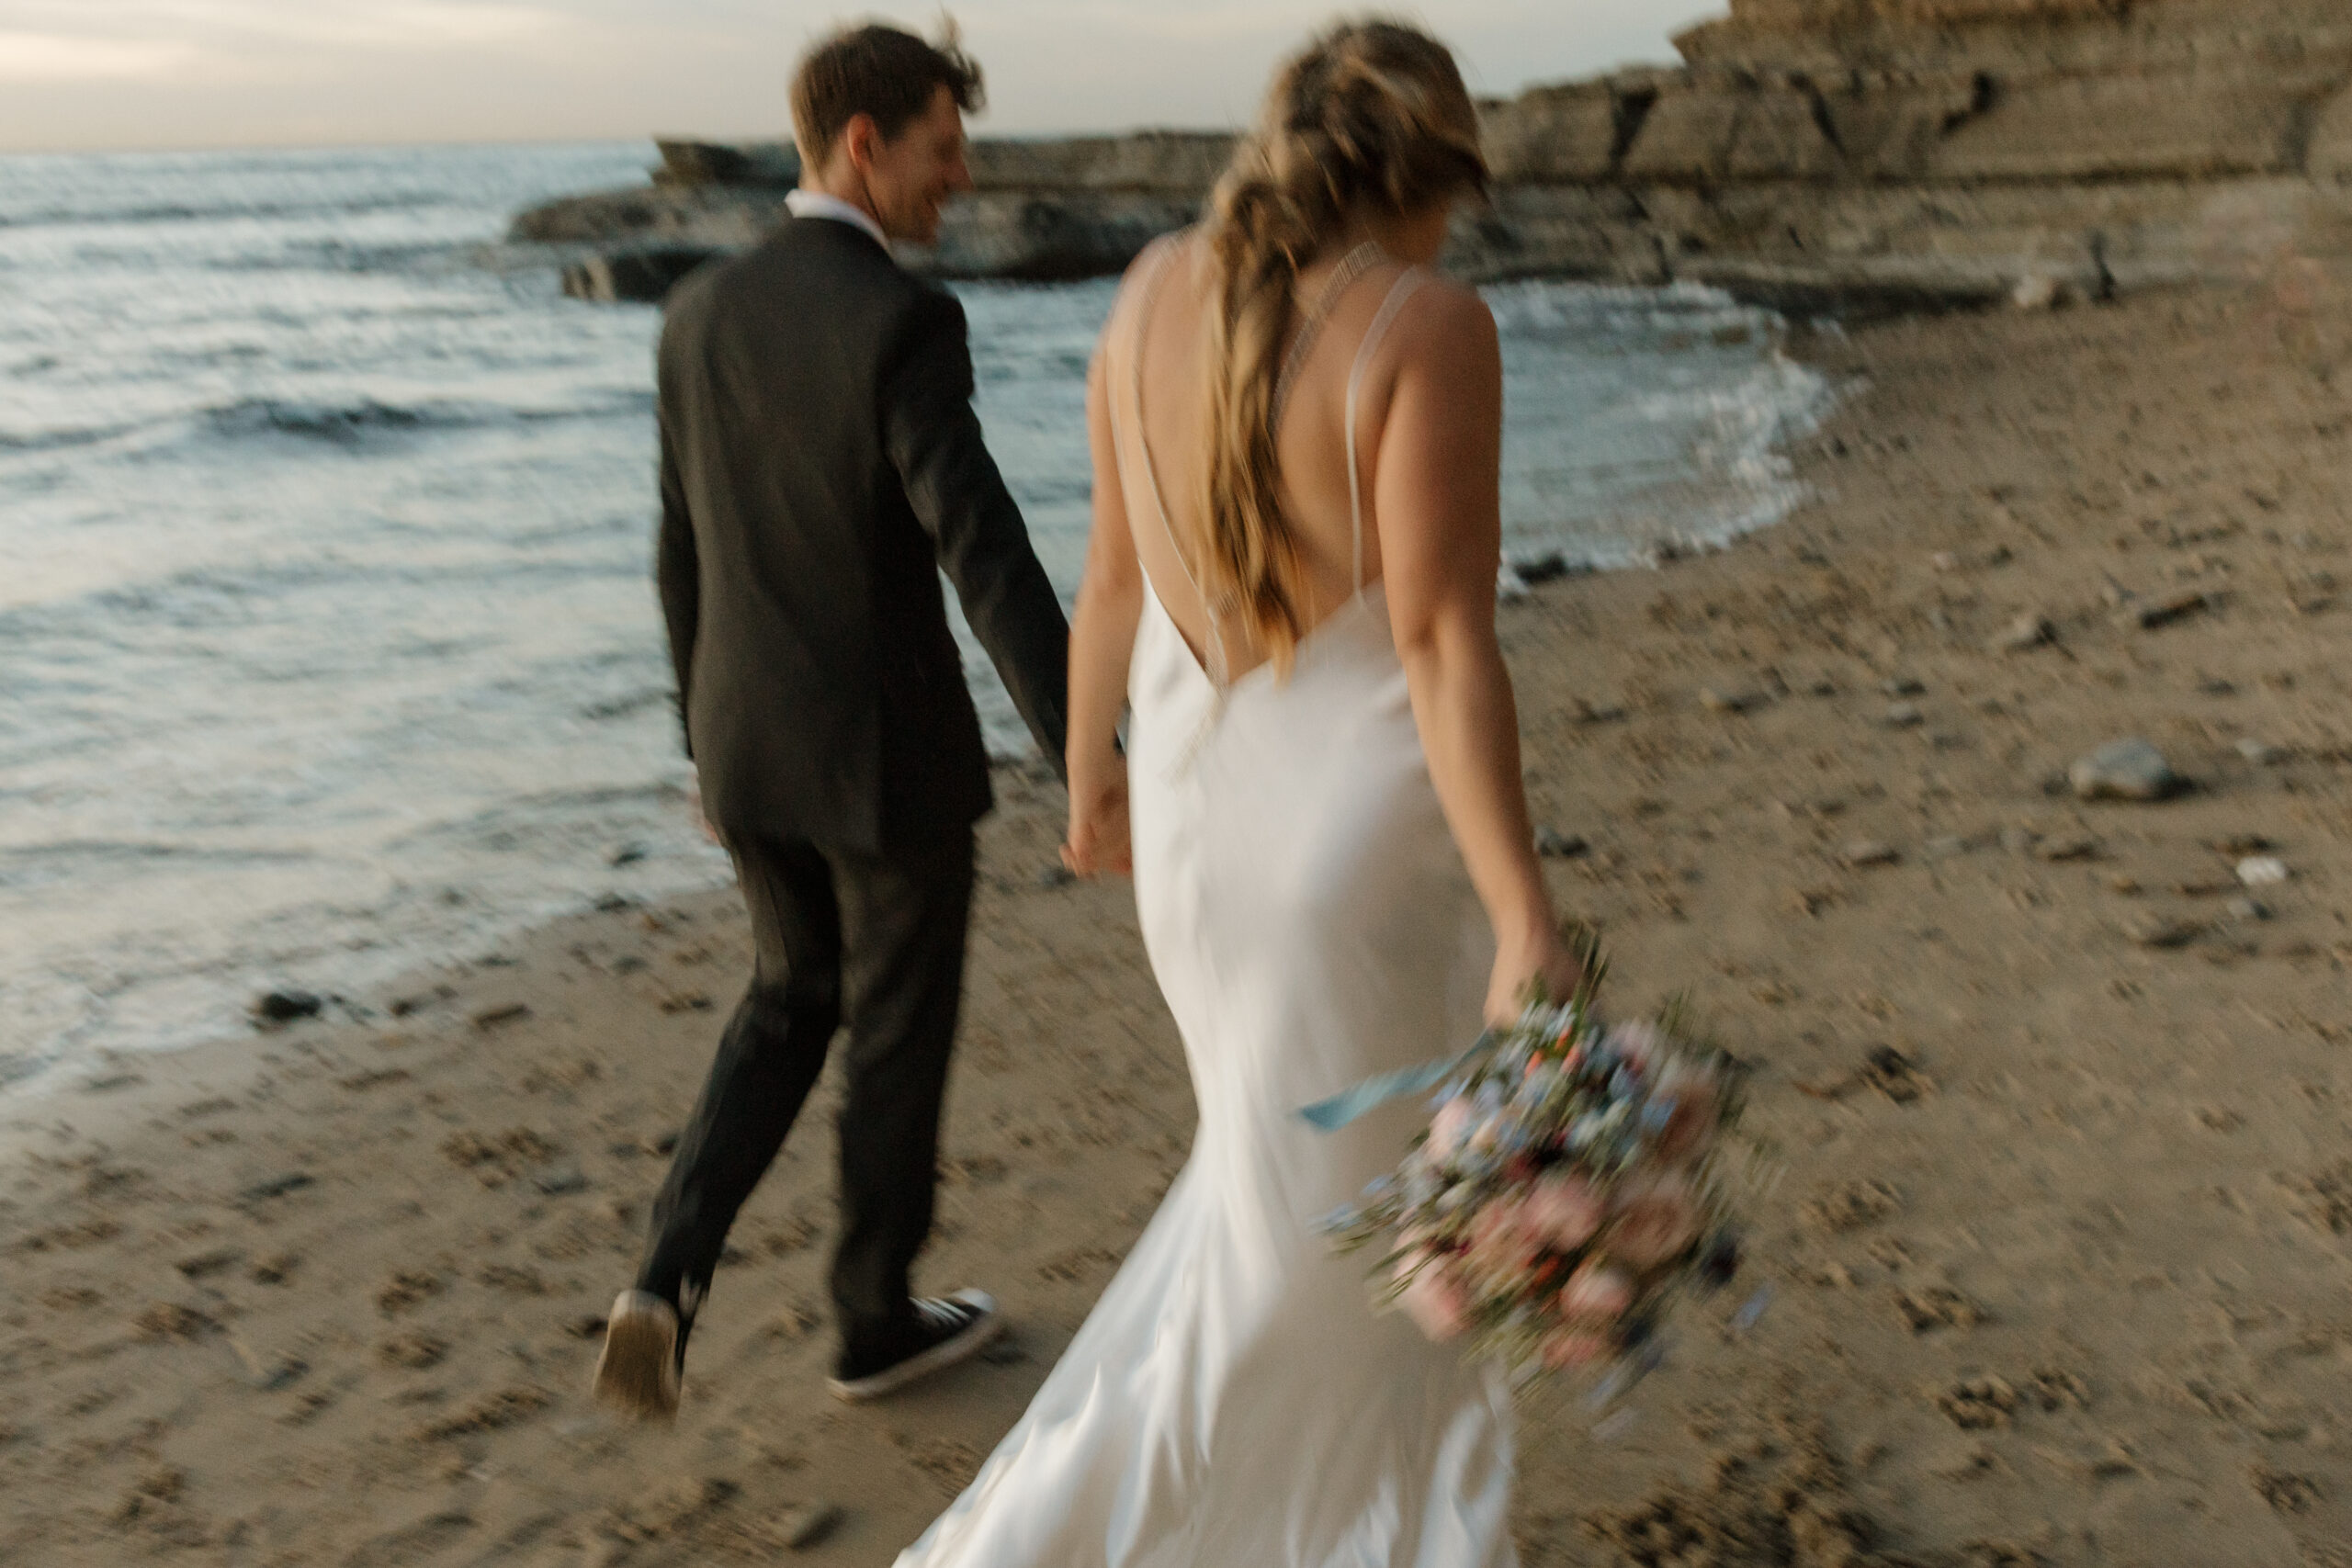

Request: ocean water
left=0, top=142, right=1829, bottom=1093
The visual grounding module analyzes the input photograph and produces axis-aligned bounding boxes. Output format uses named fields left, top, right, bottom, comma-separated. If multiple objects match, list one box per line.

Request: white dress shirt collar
left=784, top=189, right=889, bottom=250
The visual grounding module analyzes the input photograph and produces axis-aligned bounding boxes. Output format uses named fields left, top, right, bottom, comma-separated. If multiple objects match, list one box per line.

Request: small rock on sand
left=775, top=1503, right=843, bottom=1551
left=2133, top=590, right=2213, bottom=630
left=2037, top=833, right=2099, bottom=863
left=1841, top=841, right=1901, bottom=869
left=1880, top=704, right=1925, bottom=729
left=1701, top=686, right=1764, bottom=715
left=2071, top=739, right=2187, bottom=802
left=1995, top=614, right=2054, bottom=653
left=2236, top=738, right=2284, bottom=766
left=1535, top=828, right=1589, bottom=859
left=2238, top=857, right=2290, bottom=886
left=251, top=988, right=323, bottom=1026
left=2127, top=913, right=2203, bottom=950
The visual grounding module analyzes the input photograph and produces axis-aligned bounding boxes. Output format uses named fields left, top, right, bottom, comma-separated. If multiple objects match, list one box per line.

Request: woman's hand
left=1485, top=922, right=1585, bottom=1026
left=1062, top=770, right=1134, bottom=879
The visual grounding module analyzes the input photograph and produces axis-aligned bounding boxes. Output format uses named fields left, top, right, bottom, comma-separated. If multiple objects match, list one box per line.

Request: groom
left=594, top=19, right=1070, bottom=1420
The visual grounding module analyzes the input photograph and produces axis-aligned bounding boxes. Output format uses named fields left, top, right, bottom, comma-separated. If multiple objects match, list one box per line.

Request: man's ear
left=842, top=112, right=880, bottom=176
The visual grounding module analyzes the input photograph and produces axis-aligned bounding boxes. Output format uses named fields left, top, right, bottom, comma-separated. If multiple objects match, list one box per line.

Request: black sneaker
left=825, top=1289, right=1002, bottom=1404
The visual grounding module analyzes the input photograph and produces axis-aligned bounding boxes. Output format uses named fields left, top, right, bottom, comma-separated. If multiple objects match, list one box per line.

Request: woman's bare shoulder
left=1392, top=273, right=1498, bottom=363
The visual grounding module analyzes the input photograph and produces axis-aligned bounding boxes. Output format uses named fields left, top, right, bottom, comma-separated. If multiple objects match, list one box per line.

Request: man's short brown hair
left=791, top=20, right=985, bottom=169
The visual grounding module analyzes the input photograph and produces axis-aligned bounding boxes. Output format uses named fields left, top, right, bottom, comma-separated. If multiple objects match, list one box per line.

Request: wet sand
left=6, top=277, right=2352, bottom=1566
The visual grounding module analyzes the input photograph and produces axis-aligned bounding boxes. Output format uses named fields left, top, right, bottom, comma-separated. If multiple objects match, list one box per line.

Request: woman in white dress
left=897, top=20, right=1582, bottom=1566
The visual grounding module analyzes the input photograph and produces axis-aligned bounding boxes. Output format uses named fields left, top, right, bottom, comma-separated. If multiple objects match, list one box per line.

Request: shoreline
left=4, top=274, right=1835, bottom=1119
left=9, top=279, right=2352, bottom=1563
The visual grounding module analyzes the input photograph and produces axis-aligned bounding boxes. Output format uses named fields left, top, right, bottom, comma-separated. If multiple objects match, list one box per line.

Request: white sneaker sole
left=826, top=1289, right=1003, bottom=1404
left=592, top=1290, right=681, bottom=1423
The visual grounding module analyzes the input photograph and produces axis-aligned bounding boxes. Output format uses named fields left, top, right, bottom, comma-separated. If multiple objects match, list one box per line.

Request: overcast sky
left=0, top=1, right=1725, bottom=152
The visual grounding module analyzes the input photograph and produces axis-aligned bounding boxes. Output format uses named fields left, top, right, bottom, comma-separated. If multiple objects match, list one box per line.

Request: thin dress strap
left=1270, top=241, right=1388, bottom=435
left=1343, top=267, right=1429, bottom=598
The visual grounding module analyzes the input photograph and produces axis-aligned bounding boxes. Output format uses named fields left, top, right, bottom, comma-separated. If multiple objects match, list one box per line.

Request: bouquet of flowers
left=1316, top=947, right=1746, bottom=1382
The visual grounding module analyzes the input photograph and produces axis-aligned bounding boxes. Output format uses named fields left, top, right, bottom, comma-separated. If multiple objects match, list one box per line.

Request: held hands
left=1061, top=769, right=1134, bottom=879
left=1485, top=922, right=1588, bottom=1027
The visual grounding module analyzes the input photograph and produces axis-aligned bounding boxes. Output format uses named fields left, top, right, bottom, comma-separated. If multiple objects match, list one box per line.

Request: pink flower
left=1425, top=1099, right=1476, bottom=1161
left=1540, top=1329, right=1612, bottom=1370
left=1521, top=1171, right=1604, bottom=1250
left=1558, top=1259, right=1634, bottom=1325
left=1606, top=1169, right=1701, bottom=1268
left=1464, top=1197, right=1544, bottom=1281
left=1394, top=1251, right=1471, bottom=1342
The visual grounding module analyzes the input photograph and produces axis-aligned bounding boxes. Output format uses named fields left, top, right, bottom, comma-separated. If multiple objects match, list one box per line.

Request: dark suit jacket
left=655, top=216, right=1070, bottom=854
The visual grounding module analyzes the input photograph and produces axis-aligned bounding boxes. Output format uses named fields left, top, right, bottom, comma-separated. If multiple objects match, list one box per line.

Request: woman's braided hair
left=1193, top=18, right=1487, bottom=671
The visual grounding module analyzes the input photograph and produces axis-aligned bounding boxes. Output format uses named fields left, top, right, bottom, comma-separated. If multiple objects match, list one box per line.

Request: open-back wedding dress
left=896, top=240, right=1518, bottom=1568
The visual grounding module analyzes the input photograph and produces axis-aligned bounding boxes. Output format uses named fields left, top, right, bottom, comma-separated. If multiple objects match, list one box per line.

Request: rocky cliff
left=523, top=0, right=2352, bottom=309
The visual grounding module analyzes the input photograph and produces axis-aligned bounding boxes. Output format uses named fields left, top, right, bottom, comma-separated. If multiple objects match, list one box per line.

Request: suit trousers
left=636, top=827, right=975, bottom=1361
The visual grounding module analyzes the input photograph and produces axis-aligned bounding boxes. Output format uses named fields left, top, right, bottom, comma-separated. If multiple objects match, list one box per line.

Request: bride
left=899, top=19, right=1581, bottom=1565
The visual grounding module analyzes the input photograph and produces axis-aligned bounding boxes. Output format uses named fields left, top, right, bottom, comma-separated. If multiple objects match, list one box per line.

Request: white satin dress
left=896, top=246, right=1518, bottom=1568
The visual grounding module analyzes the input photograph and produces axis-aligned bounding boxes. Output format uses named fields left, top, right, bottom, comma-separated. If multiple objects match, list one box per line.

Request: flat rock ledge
left=526, top=0, right=2352, bottom=307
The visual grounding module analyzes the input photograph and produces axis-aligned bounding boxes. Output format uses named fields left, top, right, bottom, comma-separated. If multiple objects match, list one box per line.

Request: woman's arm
left=1061, top=327, right=1145, bottom=878
left=1374, top=285, right=1579, bottom=1021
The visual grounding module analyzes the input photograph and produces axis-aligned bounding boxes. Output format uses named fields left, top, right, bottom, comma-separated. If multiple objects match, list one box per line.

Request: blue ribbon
left=1295, top=1036, right=1493, bottom=1132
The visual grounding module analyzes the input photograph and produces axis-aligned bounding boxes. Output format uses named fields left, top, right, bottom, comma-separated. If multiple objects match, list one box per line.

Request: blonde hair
left=1193, top=18, right=1487, bottom=671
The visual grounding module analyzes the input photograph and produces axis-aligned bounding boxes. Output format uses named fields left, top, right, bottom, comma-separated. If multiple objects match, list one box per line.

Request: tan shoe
left=592, top=1290, right=681, bottom=1422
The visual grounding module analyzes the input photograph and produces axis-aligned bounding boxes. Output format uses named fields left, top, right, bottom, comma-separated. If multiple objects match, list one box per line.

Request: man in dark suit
left=594, top=20, right=1070, bottom=1421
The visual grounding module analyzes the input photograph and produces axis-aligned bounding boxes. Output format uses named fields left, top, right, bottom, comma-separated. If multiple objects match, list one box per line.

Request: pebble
left=2235, top=738, right=2284, bottom=766
left=1880, top=703, right=1925, bottom=729
left=251, top=988, right=323, bottom=1026
left=240, top=1172, right=316, bottom=1203
left=2070, top=739, right=2187, bottom=802
left=2127, top=913, right=2202, bottom=950
left=1883, top=677, right=1927, bottom=697
left=531, top=1163, right=589, bottom=1197
left=471, top=1002, right=531, bottom=1030
left=1922, top=835, right=1969, bottom=861
left=1931, top=551, right=1962, bottom=573
left=1513, top=551, right=1580, bottom=586
left=1701, top=686, right=1764, bottom=715
left=1534, top=828, right=1589, bottom=859
left=2134, top=590, right=2212, bottom=630
left=1035, top=864, right=1077, bottom=890
left=2037, top=833, right=2099, bottom=863
left=1841, top=840, right=1901, bottom=869
left=1994, top=614, right=2054, bottom=653
left=606, top=842, right=649, bottom=867
left=2237, top=857, right=2290, bottom=887
left=2226, top=897, right=2271, bottom=923
left=775, top=1503, right=843, bottom=1551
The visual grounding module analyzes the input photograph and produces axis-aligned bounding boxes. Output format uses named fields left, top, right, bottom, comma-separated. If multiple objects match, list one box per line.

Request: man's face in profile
left=865, top=85, right=972, bottom=246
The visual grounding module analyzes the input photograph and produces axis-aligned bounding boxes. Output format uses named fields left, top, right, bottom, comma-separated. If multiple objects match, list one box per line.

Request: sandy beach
left=7, top=276, right=2352, bottom=1567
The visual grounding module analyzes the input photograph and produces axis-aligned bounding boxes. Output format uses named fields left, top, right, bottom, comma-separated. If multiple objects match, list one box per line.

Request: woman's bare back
left=1107, top=231, right=1459, bottom=683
